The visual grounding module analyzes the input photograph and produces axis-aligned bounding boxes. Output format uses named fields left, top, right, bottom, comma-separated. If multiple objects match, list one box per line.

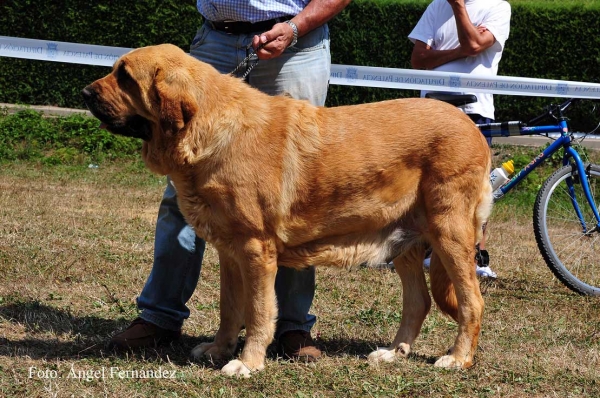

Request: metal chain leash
left=230, top=43, right=264, bottom=80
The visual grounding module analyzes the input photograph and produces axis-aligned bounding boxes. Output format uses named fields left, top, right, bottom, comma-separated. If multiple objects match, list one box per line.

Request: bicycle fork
left=563, top=146, right=600, bottom=235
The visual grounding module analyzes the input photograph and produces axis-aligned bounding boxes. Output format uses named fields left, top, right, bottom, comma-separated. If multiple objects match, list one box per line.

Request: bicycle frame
left=478, top=118, right=600, bottom=233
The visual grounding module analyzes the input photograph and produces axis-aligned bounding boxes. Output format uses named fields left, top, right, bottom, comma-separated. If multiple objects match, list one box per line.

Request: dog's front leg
left=191, top=251, right=245, bottom=363
left=221, top=238, right=279, bottom=378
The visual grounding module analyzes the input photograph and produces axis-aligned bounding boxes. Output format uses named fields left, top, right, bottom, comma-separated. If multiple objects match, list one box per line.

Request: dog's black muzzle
left=82, top=86, right=153, bottom=141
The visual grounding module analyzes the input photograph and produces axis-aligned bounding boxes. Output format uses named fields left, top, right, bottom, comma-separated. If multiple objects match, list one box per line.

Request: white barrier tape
left=330, top=65, right=600, bottom=99
left=3, top=36, right=600, bottom=99
left=0, top=36, right=129, bottom=67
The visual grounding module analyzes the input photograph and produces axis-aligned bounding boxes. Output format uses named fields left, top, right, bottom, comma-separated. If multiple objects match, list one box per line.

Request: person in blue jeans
left=109, top=0, right=350, bottom=362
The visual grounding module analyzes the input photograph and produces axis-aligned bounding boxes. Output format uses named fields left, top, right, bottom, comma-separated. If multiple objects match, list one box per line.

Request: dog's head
left=82, top=44, right=201, bottom=141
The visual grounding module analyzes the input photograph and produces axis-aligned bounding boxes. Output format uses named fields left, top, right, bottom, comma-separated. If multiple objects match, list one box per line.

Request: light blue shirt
left=197, top=0, right=310, bottom=23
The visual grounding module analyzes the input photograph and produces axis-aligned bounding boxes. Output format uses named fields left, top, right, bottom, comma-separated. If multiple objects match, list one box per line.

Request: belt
left=207, top=16, right=293, bottom=35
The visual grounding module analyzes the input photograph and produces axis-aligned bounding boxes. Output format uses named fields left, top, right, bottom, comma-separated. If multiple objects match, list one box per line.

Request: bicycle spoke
left=533, top=164, right=600, bottom=295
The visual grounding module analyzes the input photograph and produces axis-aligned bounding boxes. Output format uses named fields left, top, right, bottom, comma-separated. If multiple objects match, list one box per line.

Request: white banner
left=0, top=36, right=129, bottom=67
left=330, top=65, right=600, bottom=99
left=2, top=36, right=600, bottom=99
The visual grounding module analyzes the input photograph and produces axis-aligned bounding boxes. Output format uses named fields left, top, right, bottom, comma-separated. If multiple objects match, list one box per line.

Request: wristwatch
left=286, top=20, right=298, bottom=47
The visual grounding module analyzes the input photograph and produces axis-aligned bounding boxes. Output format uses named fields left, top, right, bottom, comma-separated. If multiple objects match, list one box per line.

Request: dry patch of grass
left=1, top=159, right=600, bottom=397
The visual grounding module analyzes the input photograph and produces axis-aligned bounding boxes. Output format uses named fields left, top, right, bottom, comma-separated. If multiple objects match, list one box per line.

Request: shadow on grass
left=313, top=338, right=438, bottom=364
left=0, top=300, right=214, bottom=367
left=1, top=300, right=443, bottom=367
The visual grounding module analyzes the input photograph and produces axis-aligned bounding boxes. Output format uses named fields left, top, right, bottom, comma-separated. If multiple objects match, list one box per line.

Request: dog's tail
left=430, top=166, right=493, bottom=322
left=474, top=165, right=494, bottom=246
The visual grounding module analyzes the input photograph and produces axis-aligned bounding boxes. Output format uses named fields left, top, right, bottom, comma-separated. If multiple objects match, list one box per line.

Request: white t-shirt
left=408, top=0, right=511, bottom=119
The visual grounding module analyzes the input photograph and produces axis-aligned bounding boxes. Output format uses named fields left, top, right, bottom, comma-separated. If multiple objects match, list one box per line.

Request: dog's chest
left=174, top=178, right=252, bottom=248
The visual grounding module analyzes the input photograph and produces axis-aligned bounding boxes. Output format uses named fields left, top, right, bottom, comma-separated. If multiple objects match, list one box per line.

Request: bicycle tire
left=533, top=163, right=600, bottom=296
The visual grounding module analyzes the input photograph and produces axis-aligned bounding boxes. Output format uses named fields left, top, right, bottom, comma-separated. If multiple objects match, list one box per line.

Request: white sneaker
left=476, top=265, right=497, bottom=279
left=423, top=257, right=496, bottom=278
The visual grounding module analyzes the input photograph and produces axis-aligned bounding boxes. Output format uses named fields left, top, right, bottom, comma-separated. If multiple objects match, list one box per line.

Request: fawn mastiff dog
left=82, top=44, right=493, bottom=378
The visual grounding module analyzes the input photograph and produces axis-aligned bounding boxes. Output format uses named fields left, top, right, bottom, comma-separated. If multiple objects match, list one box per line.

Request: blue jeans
left=138, top=22, right=331, bottom=338
left=468, top=114, right=494, bottom=146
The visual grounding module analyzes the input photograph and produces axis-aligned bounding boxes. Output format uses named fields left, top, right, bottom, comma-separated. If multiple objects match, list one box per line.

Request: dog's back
left=275, top=97, right=492, bottom=271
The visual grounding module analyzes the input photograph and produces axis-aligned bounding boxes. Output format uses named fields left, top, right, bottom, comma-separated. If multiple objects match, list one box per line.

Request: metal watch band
left=285, top=20, right=298, bottom=47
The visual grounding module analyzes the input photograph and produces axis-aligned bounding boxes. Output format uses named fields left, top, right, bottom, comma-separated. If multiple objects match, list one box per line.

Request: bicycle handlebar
left=527, top=98, right=580, bottom=125
left=560, top=98, right=580, bottom=112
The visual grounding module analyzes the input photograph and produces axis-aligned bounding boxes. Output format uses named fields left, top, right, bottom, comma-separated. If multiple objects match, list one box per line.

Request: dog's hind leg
left=430, top=216, right=483, bottom=369
left=191, top=251, right=246, bottom=364
left=429, top=251, right=458, bottom=322
left=368, top=245, right=431, bottom=363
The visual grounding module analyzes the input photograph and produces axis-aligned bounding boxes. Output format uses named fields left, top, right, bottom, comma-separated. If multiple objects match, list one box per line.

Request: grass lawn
left=1, top=145, right=600, bottom=397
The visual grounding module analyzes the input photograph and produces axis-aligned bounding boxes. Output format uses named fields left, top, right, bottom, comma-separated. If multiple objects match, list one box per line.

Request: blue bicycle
left=428, top=93, right=600, bottom=296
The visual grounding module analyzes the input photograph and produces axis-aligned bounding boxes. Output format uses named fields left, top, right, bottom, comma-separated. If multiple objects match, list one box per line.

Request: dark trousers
left=468, top=113, right=493, bottom=147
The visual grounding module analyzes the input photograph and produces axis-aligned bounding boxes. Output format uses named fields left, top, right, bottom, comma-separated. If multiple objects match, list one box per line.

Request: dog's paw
left=190, top=342, right=233, bottom=361
left=367, top=343, right=411, bottom=363
left=396, top=343, right=411, bottom=357
left=434, top=354, right=469, bottom=369
left=221, top=359, right=253, bottom=378
left=368, top=348, right=396, bottom=363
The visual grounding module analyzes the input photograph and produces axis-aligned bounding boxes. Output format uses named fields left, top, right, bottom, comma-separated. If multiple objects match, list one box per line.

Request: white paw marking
left=221, top=359, right=252, bottom=378
left=397, top=343, right=411, bottom=357
left=367, top=343, right=412, bottom=364
left=434, top=355, right=464, bottom=368
left=367, top=348, right=396, bottom=363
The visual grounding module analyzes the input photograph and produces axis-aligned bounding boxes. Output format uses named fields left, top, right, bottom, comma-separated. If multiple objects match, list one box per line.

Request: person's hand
left=251, top=22, right=296, bottom=60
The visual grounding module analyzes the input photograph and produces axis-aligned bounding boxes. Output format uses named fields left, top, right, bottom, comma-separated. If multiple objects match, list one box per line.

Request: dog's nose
left=81, top=86, right=95, bottom=102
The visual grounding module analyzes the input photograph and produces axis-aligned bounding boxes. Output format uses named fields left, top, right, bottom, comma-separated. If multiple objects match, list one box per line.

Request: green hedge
left=1, top=0, right=600, bottom=130
left=0, top=108, right=141, bottom=164
left=0, top=0, right=200, bottom=110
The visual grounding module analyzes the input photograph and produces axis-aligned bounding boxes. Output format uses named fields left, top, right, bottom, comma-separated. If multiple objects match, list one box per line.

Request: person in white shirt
left=409, top=0, right=511, bottom=278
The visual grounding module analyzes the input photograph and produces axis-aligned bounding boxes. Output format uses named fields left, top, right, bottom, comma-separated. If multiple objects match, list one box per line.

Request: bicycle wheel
left=533, top=163, right=600, bottom=295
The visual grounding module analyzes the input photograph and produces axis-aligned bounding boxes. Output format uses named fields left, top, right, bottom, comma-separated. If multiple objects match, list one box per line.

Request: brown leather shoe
left=277, top=330, right=322, bottom=362
left=108, top=318, right=181, bottom=350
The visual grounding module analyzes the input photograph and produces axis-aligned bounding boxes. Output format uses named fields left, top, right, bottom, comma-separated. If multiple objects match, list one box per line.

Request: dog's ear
left=154, top=69, right=198, bottom=135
